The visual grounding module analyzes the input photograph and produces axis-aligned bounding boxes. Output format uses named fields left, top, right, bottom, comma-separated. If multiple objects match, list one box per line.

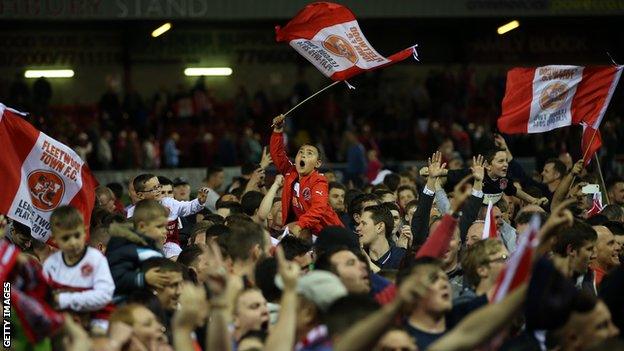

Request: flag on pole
left=482, top=201, right=498, bottom=239
left=497, top=65, right=622, bottom=162
left=275, top=2, right=418, bottom=81
left=0, top=103, right=98, bottom=243
left=580, top=122, right=602, bottom=165
left=492, top=214, right=541, bottom=302
left=586, top=192, right=604, bottom=218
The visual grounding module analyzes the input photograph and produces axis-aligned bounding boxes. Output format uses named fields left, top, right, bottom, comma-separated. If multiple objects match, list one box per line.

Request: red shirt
left=270, top=132, right=343, bottom=234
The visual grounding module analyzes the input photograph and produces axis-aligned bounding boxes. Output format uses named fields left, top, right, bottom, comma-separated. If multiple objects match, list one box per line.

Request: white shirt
left=43, top=247, right=115, bottom=312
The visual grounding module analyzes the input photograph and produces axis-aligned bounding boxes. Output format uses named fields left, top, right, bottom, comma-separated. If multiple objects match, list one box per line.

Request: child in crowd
left=270, top=114, right=343, bottom=239
left=106, top=199, right=172, bottom=303
left=43, top=205, right=115, bottom=334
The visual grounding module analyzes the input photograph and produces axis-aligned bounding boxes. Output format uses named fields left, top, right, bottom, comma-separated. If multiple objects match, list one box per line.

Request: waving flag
left=275, top=2, right=417, bottom=81
left=0, top=103, right=98, bottom=243
left=492, top=214, right=541, bottom=302
left=497, top=65, right=622, bottom=163
left=586, top=192, right=604, bottom=218
left=482, top=201, right=498, bottom=239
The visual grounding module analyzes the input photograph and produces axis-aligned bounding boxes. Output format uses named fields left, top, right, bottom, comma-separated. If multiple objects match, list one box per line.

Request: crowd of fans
left=3, top=109, right=624, bottom=351
left=4, top=67, right=624, bottom=180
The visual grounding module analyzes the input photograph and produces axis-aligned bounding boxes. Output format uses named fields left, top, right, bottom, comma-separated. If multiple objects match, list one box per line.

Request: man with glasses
left=457, top=238, right=509, bottom=304
left=127, top=173, right=209, bottom=258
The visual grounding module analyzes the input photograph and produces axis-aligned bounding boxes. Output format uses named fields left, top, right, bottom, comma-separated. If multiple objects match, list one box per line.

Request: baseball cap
left=173, top=177, right=189, bottom=187
left=275, top=270, right=347, bottom=312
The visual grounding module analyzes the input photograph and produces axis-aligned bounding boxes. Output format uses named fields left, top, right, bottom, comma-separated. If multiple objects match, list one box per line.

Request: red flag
left=0, top=103, right=98, bottom=243
left=275, top=2, right=417, bottom=81
left=581, top=123, right=602, bottom=165
left=586, top=192, right=604, bottom=218
left=492, top=214, right=541, bottom=302
left=482, top=201, right=498, bottom=239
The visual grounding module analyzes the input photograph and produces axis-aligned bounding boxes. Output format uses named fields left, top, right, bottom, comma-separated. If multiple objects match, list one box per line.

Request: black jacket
left=105, top=223, right=164, bottom=302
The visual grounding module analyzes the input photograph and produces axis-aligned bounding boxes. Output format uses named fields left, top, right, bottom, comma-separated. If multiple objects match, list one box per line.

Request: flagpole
left=568, top=126, right=599, bottom=191
left=282, top=80, right=341, bottom=117
left=594, top=153, right=610, bottom=205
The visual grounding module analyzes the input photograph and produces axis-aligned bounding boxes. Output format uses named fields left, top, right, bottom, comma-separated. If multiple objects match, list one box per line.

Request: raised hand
left=396, top=225, right=413, bottom=249
left=532, top=197, right=549, bottom=206
left=276, top=246, right=300, bottom=290
left=145, top=267, right=170, bottom=290
left=273, top=174, right=285, bottom=188
left=571, top=159, right=584, bottom=176
left=494, top=134, right=508, bottom=151
left=428, top=151, right=447, bottom=178
left=197, top=187, right=210, bottom=205
left=173, top=283, right=209, bottom=330
left=260, top=146, right=273, bottom=169
left=397, top=271, right=430, bottom=305
left=539, top=198, right=575, bottom=243
left=272, top=114, right=286, bottom=132
left=204, top=240, right=228, bottom=297
left=471, top=155, right=485, bottom=182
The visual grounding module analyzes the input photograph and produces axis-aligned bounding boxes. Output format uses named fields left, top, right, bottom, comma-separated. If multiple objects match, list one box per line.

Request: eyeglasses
left=138, top=185, right=162, bottom=193
left=488, top=254, right=509, bottom=264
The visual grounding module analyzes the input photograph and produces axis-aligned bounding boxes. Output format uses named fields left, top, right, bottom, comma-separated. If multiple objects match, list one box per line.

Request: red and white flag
left=275, top=2, right=417, bottom=81
left=492, top=214, right=541, bottom=302
left=586, top=192, right=604, bottom=218
left=482, top=201, right=498, bottom=239
left=497, top=65, right=622, bottom=162
left=0, top=103, right=98, bottom=243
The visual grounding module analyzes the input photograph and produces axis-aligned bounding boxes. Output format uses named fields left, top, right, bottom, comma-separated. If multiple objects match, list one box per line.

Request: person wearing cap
left=273, top=263, right=347, bottom=351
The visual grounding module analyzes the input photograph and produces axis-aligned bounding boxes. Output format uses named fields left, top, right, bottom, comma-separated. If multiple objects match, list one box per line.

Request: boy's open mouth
left=299, top=160, right=306, bottom=168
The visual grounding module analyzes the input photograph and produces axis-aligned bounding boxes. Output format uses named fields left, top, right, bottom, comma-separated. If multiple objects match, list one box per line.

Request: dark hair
left=133, top=173, right=156, bottom=193
left=515, top=211, right=549, bottom=226
left=241, top=163, right=258, bottom=176
left=586, top=214, right=609, bottom=226
left=241, top=191, right=264, bottom=216
left=141, top=257, right=189, bottom=283
left=606, top=177, right=624, bottom=192
left=206, top=224, right=231, bottom=239
left=603, top=221, right=624, bottom=236
left=279, top=235, right=312, bottom=260
left=225, top=213, right=254, bottom=226
left=231, top=186, right=245, bottom=201
left=601, top=204, right=624, bottom=222
left=344, top=189, right=364, bottom=211
left=177, top=244, right=205, bottom=267
left=397, top=185, right=417, bottom=197
left=324, top=295, right=379, bottom=337
left=396, top=256, right=442, bottom=285
left=106, top=182, right=124, bottom=200
left=254, top=258, right=281, bottom=303
left=544, top=159, right=567, bottom=180
left=329, top=182, right=347, bottom=192
left=348, top=193, right=381, bottom=220
left=221, top=221, right=265, bottom=261
left=383, top=173, right=401, bottom=192
left=315, top=246, right=353, bottom=274
left=157, top=176, right=173, bottom=186
left=216, top=201, right=243, bottom=214
left=204, top=214, right=225, bottom=225
left=50, top=205, right=84, bottom=230
left=362, top=204, right=394, bottom=239
left=485, top=148, right=507, bottom=164
left=383, top=202, right=400, bottom=214
left=206, top=166, right=224, bottom=180
left=300, top=143, right=324, bottom=162
left=553, top=220, right=598, bottom=256
left=373, top=189, right=394, bottom=202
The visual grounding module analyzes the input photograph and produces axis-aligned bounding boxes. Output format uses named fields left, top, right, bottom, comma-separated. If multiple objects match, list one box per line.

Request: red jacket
left=270, top=132, right=344, bottom=234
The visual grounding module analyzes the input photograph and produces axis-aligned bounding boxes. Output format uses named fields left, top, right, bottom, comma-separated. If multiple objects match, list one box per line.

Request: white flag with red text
left=482, top=201, right=498, bottom=240
left=492, top=214, right=541, bottom=302
left=275, top=2, right=417, bottom=81
left=497, top=65, right=622, bottom=163
left=0, top=103, right=98, bottom=243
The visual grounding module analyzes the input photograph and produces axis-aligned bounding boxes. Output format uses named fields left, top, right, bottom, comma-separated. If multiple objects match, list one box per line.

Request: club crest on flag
left=323, top=34, right=358, bottom=64
left=539, top=81, right=568, bottom=111
left=28, top=170, right=65, bottom=211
